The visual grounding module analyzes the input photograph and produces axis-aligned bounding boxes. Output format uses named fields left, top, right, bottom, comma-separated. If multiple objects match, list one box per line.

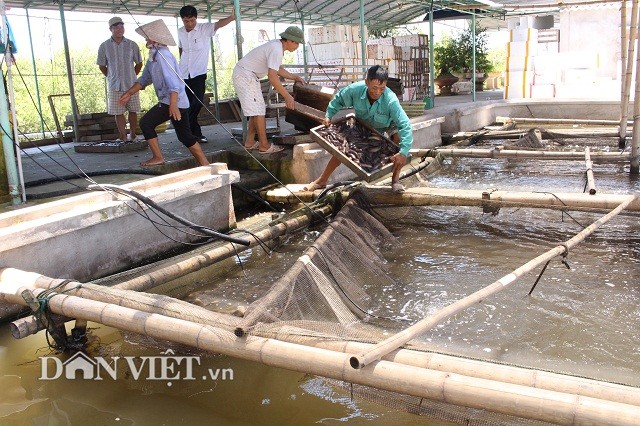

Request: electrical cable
left=87, top=183, right=251, bottom=245
left=7, top=41, right=256, bottom=248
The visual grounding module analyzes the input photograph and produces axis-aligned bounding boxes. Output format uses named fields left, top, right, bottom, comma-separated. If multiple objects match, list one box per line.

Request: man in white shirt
left=232, top=26, right=305, bottom=154
left=178, top=5, right=235, bottom=143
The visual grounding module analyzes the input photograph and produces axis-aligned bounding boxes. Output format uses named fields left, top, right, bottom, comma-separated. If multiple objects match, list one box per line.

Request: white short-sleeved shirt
left=178, top=22, right=216, bottom=79
left=234, top=39, right=284, bottom=79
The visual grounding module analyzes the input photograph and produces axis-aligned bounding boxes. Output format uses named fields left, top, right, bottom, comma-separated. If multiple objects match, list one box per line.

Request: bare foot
left=303, top=181, right=327, bottom=191
left=140, top=159, right=165, bottom=166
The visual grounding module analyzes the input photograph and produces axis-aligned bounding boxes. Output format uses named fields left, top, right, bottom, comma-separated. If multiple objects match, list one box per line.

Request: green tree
left=12, top=42, right=242, bottom=136
left=433, top=25, right=493, bottom=75
left=433, top=34, right=463, bottom=75
left=457, top=25, right=492, bottom=73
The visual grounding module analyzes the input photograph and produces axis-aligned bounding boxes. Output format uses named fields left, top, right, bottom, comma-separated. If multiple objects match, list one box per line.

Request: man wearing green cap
left=232, top=26, right=305, bottom=154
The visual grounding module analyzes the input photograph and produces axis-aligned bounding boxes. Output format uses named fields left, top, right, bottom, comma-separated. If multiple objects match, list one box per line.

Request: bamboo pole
left=622, top=1, right=628, bottom=113
left=0, top=285, right=638, bottom=425
left=349, top=194, right=640, bottom=370
left=0, top=268, right=242, bottom=334
left=272, top=327, right=640, bottom=407
left=412, top=148, right=631, bottom=163
left=113, top=204, right=333, bottom=292
left=632, top=0, right=640, bottom=174
left=496, top=116, right=633, bottom=126
left=444, top=128, right=630, bottom=142
left=10, top=313, right=70, bottom=339
left=621, top=0, right=639, bottom=148
left=584, top=147, right=597, bottom=195
left=360, top=187, right=640, bottom=213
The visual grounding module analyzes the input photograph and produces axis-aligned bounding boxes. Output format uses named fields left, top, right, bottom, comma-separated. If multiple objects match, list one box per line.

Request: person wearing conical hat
left=232, top=26, right=306, bottom=154
left=119, top=19, right=209, bottom=167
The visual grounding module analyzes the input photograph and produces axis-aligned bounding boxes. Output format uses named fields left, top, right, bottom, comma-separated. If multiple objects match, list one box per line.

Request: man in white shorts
left=232, top=26, right=305, bottom=154
left=97, top=16, right=143, bottom=142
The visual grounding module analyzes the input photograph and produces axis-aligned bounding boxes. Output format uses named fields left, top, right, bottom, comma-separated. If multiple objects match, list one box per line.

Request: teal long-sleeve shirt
left=325, top=81, right=413, bottom=156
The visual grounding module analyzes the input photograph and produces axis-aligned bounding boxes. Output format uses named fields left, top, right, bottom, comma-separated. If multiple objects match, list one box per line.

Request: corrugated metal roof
left=4, top=1, right=507, bottom=31
left=3, top=0, right=614, bottom=32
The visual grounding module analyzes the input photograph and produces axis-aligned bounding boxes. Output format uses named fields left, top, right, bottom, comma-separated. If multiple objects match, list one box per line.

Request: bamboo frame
left=360, top=187, right=640, bottom=213
left=496, top=116, right=634, bottom=126
left=271, top=327, right=640, bottom=407
left=621, top=0, right=639, bottom=146
left=0, top=284, right=638, bottom=425
left=350, top=194, right=639, bottom=370
left=412, top=148, right=631, bottom=163
left=10, top=312, right=70, bottom=339
left=0, top=268, right=241, bottom=332
left=443, top=128, right=630, bottom=143
left=6, top=275, right=640, bottom=408
left=585, top=147, right=597, bottom=195
left=632, top=0, right=640, bottom=174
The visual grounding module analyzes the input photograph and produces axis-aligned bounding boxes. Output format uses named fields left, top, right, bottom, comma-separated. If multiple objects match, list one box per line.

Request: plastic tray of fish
left=310, top=116, right=399, bottom=182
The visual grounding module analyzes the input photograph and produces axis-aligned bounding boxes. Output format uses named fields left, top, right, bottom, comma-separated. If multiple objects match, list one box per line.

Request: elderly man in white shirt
left=178, top=5, right=235, bottom=143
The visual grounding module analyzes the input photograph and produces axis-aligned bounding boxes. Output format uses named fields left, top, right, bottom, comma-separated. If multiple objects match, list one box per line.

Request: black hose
left=88, top=184, right=251, bottom=246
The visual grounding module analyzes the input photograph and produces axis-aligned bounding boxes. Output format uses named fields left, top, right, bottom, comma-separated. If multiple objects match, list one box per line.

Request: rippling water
left=1, top=140, right=638, bottom=424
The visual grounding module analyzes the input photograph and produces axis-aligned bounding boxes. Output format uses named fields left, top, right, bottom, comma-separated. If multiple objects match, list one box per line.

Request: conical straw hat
left=135, top=19, right=176, bottom=46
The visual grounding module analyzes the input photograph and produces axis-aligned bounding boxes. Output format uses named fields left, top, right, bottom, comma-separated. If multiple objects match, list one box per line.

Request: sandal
left=303, top=181, right=327, bottom=191
left=391, top=183, right=405, bottom=193
left=244, top=141, right=260, bottom=150
left=259, top=144, right=285, bottom=154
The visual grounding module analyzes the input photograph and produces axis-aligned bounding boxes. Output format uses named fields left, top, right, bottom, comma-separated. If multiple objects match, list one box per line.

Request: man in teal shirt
left=305, top=65, right=412, bottom=193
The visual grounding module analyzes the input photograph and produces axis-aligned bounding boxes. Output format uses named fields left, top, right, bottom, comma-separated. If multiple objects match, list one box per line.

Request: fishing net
left=236, top=200, right=405, bottom=342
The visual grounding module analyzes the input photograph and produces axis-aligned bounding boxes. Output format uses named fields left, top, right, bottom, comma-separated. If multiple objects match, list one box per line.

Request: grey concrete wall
left=0, top=164, right=239, bottom=283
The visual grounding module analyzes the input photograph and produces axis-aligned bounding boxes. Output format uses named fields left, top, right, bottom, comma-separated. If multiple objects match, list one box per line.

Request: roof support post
left=233, top=0, right=246, bottom=136
left=620, top=0, right=638, bottom=149
left=0, top=0, right=22, bottom=204
left=359, top=0, right=366, bottom=70
left=428, top=1, right=435, bottom=106
left=471, top=12, right=476, bottom=102
left=631, top=2, right=640, bottom=174
left=58, top=3, right=80, bottom=143
left=25, top=9, right=45, bottom=138
left=620, top=0, right=627, bottom=149
left=300, top=15, right=308, bottom=74
left=207, top=3, right=220, bottom=119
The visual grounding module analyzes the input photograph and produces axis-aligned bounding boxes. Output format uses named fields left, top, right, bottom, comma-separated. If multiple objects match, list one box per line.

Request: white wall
left=559, top=4, right=621, bottom=80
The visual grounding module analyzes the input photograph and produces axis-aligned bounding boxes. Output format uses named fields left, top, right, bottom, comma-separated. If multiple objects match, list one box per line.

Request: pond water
left=1, top=138, right=638, bottom=424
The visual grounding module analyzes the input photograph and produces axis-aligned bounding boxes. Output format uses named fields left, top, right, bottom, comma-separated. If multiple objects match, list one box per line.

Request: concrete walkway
left=16, top=89, right=504, bottom=201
